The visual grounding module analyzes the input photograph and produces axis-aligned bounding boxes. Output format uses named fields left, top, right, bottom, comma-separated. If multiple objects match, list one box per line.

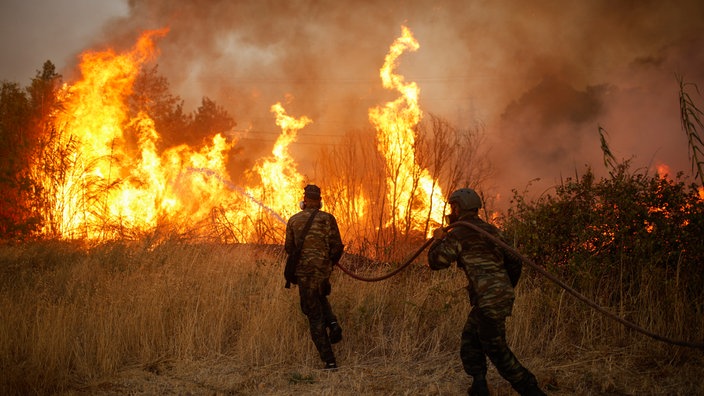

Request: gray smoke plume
left=80, top=0, right=704, bottom=207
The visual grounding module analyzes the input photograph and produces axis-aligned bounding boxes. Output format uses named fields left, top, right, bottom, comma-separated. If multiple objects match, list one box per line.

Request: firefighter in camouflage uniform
left=284, top=184, right=344, bottom=370
left=428, top=188, right=546, bottom=396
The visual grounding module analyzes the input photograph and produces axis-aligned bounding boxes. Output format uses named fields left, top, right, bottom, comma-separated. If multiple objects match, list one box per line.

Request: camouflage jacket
left=285, top=208, right=344, bottom=280
left=427, top=214, right=515, bottom=317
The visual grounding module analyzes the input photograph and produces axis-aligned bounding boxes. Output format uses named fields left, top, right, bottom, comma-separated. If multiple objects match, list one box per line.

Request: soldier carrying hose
left=428, top=188, right=546, bottom=396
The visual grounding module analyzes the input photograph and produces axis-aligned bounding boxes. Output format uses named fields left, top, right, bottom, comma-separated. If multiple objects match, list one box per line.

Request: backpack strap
left=296, top=209, right=319, bottom=253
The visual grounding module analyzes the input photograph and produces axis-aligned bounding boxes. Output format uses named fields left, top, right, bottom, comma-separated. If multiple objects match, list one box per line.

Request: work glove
left=432, top=227, right=447, bottom=240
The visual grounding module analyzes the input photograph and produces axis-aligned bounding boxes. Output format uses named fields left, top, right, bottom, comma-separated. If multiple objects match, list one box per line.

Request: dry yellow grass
left=1, top=240, right=702, bottom=395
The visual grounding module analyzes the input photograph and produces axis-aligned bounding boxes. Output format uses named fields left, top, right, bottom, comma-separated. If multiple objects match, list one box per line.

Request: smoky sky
left=68, top=0, right=704, bottom=204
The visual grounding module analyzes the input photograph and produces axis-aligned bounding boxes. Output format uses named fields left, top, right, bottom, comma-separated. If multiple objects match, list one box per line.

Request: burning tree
left=1, top=25, right=491, bottom=253
left=369, top=25, right=446, bottom=240
left=0, top=61, right=63, bottom=239
left=30, top=29, right=244, bottom=240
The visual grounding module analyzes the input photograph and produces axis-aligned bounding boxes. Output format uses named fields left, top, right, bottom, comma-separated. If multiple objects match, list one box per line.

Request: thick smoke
left=81, top=0, right=704, bottom=207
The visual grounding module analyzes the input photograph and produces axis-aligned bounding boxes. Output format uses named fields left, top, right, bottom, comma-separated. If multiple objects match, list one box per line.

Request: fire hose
left=335, top=221, right=704, bottom=349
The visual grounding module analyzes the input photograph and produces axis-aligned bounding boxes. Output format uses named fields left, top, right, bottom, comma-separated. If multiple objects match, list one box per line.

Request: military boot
left=328, top=321, right=342, bottom=344
left=514, top=376, right=547, bottom=396
left=521, top=385, right=547, bottom=396
left=468, top=376, right=489, bottom=396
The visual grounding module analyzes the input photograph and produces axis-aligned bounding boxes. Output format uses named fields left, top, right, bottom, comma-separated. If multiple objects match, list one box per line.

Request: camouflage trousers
left=460, top=307, right=538, bottom=391
left=297, top=276, right=338, bottom=363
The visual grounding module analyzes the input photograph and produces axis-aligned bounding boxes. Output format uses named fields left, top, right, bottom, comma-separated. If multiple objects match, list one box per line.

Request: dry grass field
left=1, top=240, right=702, bottom=395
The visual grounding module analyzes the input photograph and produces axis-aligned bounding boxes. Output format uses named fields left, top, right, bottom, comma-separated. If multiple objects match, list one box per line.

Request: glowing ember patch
left=656, top=163, right=670, bottom=178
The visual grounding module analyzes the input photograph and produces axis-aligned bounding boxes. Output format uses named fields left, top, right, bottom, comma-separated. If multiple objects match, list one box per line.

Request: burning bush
left=504, top=161, right=704, bottom=304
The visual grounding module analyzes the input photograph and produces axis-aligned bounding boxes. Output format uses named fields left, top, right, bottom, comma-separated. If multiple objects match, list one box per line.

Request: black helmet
left=448, top=188, right=482, bottom=211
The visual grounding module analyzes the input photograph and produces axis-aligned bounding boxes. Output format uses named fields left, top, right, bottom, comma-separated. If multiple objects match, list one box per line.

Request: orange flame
left=34, top=25, right=456, bottom=243
left=246, top=102, right=311, bottom=222
left=369, top=26, right=445, bottom=236
left=39, top=29, right=244, bottom=239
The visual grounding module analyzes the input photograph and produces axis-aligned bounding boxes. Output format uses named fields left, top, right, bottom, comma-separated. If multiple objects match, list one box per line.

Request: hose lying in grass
left=335, top=221, right=704, bottom=350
